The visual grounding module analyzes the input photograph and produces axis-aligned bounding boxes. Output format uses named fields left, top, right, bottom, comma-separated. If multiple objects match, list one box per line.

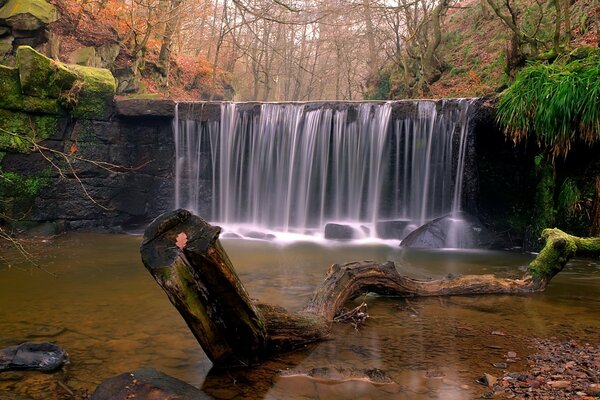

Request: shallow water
left=1, top=234, right=599, bottom=399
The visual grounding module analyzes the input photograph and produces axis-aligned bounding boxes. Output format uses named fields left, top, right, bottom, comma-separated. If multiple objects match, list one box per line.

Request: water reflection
left=0, top=234, right=599, bottom=399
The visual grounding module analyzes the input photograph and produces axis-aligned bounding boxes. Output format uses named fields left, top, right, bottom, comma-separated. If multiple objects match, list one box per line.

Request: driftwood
left=140, top=210, right=600, bottom=368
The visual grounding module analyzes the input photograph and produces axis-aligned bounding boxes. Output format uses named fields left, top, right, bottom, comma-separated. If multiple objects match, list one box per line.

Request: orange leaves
left=69, top=143, right=77, bottom=154
left=175, top=232, right=188, bottom=250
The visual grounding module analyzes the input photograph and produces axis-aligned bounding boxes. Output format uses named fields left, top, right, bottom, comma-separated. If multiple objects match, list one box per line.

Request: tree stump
left=140, top=210, right=600, bottom=367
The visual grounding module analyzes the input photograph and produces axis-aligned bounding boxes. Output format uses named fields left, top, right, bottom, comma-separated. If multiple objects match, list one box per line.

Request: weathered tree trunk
left=140, top=210, right=600, bottom=368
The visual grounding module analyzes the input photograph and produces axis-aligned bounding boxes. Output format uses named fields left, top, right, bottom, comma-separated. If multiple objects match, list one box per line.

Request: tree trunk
left=140, top=210, right=599, bottom=368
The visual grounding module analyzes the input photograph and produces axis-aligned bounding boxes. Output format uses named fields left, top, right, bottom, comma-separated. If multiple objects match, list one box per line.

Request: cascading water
left=173, top=99, right=474, bottom=241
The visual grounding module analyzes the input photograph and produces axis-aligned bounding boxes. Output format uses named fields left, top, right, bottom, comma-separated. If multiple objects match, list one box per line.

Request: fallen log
left=140, top=210, right=600, bottom=368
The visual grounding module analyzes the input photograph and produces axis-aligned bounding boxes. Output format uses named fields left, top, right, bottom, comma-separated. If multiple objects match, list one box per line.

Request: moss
left=68, top=64, right=116, bottom=120
left=16, top=46, right=78, bottom=99
left=0, top=64, right=64, bottom=114
left=6, top=46, right=116, bottom=120
left=0, top=0, right=58, bottom=23
left=526, top=228, right=600, bottom=280
left=0, top=109, right=58, bottom=151
left=526, top=156, right=556, bottom=250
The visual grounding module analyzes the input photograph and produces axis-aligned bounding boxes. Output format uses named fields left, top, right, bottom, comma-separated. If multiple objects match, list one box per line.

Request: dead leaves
left=175, top=232, right=187, bottom=250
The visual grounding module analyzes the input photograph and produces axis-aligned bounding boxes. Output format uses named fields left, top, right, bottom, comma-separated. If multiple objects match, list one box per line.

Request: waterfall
left=173, top=100, right=473, bottom=240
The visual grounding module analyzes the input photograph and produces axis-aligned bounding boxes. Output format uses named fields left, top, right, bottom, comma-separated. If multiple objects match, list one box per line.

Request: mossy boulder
left=0, top=0, right=58, bottom=31
left=0, top=64, right=62, bottom=114
left=68, top=64, right=116, bottom=120
left=6, top=46, right=116, bottom=120
left=0, top=109, right=58, bottom=151
left=16, top=45, right=78, bottom=98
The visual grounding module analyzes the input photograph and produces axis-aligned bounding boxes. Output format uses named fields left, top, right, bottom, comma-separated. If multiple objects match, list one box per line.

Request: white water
left=173, top=100, right=473, bottom=241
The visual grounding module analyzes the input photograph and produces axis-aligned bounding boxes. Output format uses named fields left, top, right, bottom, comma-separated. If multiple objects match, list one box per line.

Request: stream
left=1, top=233, right=599, bottom=399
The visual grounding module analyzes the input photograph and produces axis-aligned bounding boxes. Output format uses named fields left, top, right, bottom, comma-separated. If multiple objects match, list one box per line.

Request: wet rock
left=401, top=211, right=496, bottom=249
left=375, top=220, right=411, bottom=239
left=114, top=98, right=175, bottom=117
left=0, top=342, right=65, bottom=372
left=324, top=223, right=356, bottom=240
left=91, top=368, right=211, bottom=400
left=476, top=373, right=497, bottom=388
left=243, top=231, right=276, bottom=240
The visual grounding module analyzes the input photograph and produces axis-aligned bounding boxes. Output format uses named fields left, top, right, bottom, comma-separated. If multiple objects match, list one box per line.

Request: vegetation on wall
left=494, top=51, right=600, bottom=245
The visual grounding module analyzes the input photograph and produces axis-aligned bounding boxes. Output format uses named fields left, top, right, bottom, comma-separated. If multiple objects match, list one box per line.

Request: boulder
left=400, top=212, right=496, bottom=249
left=69, top=46, right=98, bottom=67
left=91, top=368, right=212, bottom=400
left=12, top=46, right=116, bottom=120
left=0, top=0, right=58, bottom=32
left=68, top=64, right=116, bottom=120
left=324, top=223, right=356, bottom=240
left=16, top=45, right=78, bottom=98
left=0, top=342, right=66, bottom=372
left=375, top=220, right=412, bottom=239
left=0, top=64, right=63, bottom=114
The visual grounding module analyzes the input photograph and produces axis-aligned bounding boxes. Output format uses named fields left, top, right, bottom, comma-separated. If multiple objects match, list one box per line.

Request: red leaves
left=175, top=232, right=188, bottom=250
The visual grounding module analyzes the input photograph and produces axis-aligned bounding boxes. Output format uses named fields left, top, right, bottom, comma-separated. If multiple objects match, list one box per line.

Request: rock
left=70, top=46, right=98, bottom=67
left=476, top=373, right=497, bottom=388
left=400, top=211, right=496, bottom=249
left=16, top=45, right=78, bottom=98
left=324, top=223, right=356, bottom=240
left=507, top=351, right=517, bottom=358
left=114, top=98, right=175, bottom=117
left=114, top=66, right=140, bottom=94
left=91, top=368, right=212, bottom=400
left=492, top=362, right=508, bottom=369
left=95, top=43, right=120, bottom=68
left=0, top=64, right=64, bottom=115
left=0, top=0, right=58, bottom=32
left=547, top=380, right=571, bottom=389
left=68, top=64, right=116, bottom=120
left=0, top=109, right=60, bottom=151
left=375, top=219, right=411, bottom=239
left=0, top=342, right=66, bottom=372
left=243, top=231, right=275, bottom=240
left=24, top=221, right=66, bottom=238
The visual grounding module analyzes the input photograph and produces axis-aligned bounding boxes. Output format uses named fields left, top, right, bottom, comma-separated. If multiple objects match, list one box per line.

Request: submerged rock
left=0, top=342, right=65, bottom=372
left=324, top=223, right=356, bottom=240
left=375, top=220, right=412, bottom=239
left=91, top=368, right=211, bottom=400
left=401, top=212, right=496, bottom=249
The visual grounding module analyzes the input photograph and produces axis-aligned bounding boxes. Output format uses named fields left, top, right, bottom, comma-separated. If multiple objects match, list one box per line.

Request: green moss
left=68, top=64, right=116, bottom=120
left=0, top=64, right=64, bottom=114
left=0, top=109, right=58, bottom=151
left=6, top=46, right=116, bottom=120
left=527, top=228, right=578, bottom=280
left=16, top=46, right=78, bottom=99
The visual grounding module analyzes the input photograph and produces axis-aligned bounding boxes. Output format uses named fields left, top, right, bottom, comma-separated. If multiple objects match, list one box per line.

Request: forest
left=0, top=0, right=599, bottom=399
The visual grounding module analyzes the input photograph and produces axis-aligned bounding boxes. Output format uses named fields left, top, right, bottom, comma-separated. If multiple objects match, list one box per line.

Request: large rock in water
left=400, top=212, right=496, bottom=249
left=0, top=342, right=65, bottom=372
left=91, top=368, right=212, bottom=400
left=324, top=223, right=356, bottom=240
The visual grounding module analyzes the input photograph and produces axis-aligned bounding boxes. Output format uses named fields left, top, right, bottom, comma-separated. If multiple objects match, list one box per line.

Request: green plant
left=496, top=54, right=600, bottom=159
left=558, top=178, right=580, bottom=216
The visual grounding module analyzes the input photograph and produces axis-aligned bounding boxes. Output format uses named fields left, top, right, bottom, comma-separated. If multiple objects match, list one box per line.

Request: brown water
left=1, top=234, right=599, bottom=399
